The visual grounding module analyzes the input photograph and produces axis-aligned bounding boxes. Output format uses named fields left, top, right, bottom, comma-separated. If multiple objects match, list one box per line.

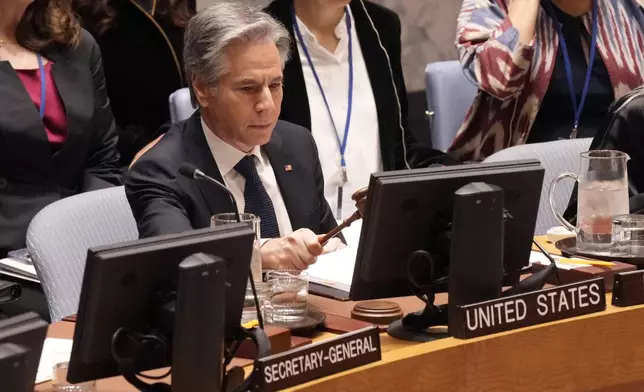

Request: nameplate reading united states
left=257, top=326, right=381, bottom=390
left=451, top=278, right=606, bottom=339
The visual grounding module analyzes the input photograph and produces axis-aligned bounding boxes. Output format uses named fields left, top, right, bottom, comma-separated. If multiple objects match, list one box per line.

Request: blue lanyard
left=543, top=0, right=598, bottom=138
left=292, top=6, right=353, bottom=176
left=37, top=54, right=47, bottom=119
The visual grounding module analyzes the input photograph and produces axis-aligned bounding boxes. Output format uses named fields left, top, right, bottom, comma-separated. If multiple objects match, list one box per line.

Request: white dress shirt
left=201, top=119, right=293, bottom=237
left=294, top=8, right=382, bottom=220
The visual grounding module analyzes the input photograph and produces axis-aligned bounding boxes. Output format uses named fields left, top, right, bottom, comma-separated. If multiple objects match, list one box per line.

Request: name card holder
left=256, top=326, right=381, bottom=391
left=451, top=278, right=606, bottom=339
left=531, top=260, right=635, bottom=291
left=612, top=270, right=644, bottom=307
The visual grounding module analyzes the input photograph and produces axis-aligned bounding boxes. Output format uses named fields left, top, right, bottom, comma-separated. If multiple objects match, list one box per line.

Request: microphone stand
left=193, top=169, right=242, bottom=224
left=179, top=163, right=262, bottom=328
left=178, top=162, right=269, bottom=392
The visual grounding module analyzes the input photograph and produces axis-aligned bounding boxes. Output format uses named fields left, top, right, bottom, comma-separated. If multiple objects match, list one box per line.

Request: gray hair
left=183, top=2, right=291, bottom=87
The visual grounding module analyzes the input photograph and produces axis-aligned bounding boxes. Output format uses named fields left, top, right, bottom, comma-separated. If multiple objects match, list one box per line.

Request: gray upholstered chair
left=425, top=60, right=478, bottom=152
left=168, top=87, right=196, bottom=123
left=25, top=186, right=138, bottom=322
left=484, top=138, right=593, bottom=235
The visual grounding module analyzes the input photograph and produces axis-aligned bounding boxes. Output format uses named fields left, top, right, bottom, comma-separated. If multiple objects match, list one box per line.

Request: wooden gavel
left=319, top=187, right=368, bottom=246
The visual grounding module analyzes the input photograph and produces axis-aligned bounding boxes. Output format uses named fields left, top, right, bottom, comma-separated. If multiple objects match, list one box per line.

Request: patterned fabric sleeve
left=456, top=0, right=536, bottom=100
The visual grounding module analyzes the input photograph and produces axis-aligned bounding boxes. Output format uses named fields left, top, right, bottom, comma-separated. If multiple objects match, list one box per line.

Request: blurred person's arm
left=456, top=0, right=540, bottom=101
left=82, top=32, right=122, bottom=190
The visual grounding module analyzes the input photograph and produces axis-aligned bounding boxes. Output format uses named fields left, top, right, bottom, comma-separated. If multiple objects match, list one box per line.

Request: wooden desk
left=35, top=321, right=413, bottom=391
left=289, top=294, right=644, bottom=392
left=36, top=294, right=644, bottom=392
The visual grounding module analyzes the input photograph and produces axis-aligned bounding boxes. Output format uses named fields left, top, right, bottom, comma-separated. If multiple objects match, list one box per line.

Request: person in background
left=126, top=3, right=343, bottom=271
left=265, top=0, right=450, bottom=220
left=563, top=88, right=644, bottom=221
left=450, top=0, right=644, bottom=162
left=0, top=0, right=122, bottom=258
left=582, top=89, right=644, bottom=209
left=74, top=0, right=196, bottom=166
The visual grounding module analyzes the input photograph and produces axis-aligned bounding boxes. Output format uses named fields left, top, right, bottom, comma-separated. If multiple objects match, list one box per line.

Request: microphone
left=178, top=162, right=263, bottom=329
left=178, top=162, right=241, bottom=222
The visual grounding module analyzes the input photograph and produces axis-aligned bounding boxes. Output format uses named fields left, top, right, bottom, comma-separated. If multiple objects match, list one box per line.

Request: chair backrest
left=484, top=138, right=593, bottom=235
left=25, top=186, right=138, bottom=322
left=425, top=61, right=478, bottom=152
left=169, top=87, right=196, bottom=123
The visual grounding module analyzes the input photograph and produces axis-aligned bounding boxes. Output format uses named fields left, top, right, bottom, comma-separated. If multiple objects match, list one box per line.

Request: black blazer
left=592, top=95, right=644, bottom=194
left=265, top=0, right=448, bottom=170
left=125, top=113, right=339, bottom=239
left=0, top=30, right=122, bottom=255
left=590, top=95, right=644, bottom=215
left=564, top=95, right=644, bottom=220
left=76, top=0, right=194, bottom=166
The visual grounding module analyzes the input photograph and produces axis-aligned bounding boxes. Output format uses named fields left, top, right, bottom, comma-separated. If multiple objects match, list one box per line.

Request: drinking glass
left=612, top=214, right=644, bottom=256
left=265, top=270, right=309, bottom=325
left=211, top=213, right=264, bottom=324
left=52, top=349, right=96, bottom=392
left=549, top=150, right=630, bottom=252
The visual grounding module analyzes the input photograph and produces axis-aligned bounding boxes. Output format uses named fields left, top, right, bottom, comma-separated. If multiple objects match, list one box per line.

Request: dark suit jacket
left=125, top=113, right=339, bottom=239
left=590, top=95, right=644, bottom=215
left=0, top=30, right=122, bottom=255
left=76, top=0, right=195, bottom=166
left=564, top=94, right=644, bottom=221
left=592, top=95, right=644, bottom=194
left=264, top=0, right=451, bottom=170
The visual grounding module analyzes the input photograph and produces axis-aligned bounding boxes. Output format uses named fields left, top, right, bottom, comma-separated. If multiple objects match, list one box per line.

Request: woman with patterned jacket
left=449, top=0, right=644, bottom=161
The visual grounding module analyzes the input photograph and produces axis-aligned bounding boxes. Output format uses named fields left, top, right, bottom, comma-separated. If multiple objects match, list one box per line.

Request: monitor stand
left=113, top=253, right=226, bottom=392
left=385, top=228, right=452, bottom=343
left=387, top=292, right=449, bottom=343
left=171, top=253, right=226, bottom=392
left=388, top=182, right=507, bottom=343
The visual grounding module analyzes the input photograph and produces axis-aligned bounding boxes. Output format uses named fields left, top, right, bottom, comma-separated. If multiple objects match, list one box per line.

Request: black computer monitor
left=0, top=312, right=48, bottom=392
left=67, top=224, right=255, bottom=385
left=349, top=159, right=544, bottom=301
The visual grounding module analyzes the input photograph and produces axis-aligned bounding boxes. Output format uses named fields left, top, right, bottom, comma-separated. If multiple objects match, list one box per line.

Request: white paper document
left=338, top=220, right=362, bottom=248
left=529, top=251, right=589, bottom=270
left=308, top=245, right=358, bottom=292
left=0, top=257, right=39, bottom=283
left=36, top=338, right=74, bottom=384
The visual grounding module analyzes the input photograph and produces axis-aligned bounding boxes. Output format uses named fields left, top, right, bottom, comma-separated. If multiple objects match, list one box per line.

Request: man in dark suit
left=125, top=3, right=343, bottom=271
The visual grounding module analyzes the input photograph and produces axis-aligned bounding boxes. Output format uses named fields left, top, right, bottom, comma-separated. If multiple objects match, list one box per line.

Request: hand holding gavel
left=319, top=187, right=368, bottom=246
left=261, top=188, right=368, bottom=270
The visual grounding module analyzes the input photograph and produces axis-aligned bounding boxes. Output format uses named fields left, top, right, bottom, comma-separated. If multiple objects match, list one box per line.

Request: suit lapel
left=44, top=49, right=95, bottom=179
left=182, top=114, right=314, bottom=227
left=263, top=130, right=311, bottom=230
left=182, top=114, right=233, bottom=216
left=0, top=61, right=53, bottom=174
left=350, top=1, right=397, bottom=170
